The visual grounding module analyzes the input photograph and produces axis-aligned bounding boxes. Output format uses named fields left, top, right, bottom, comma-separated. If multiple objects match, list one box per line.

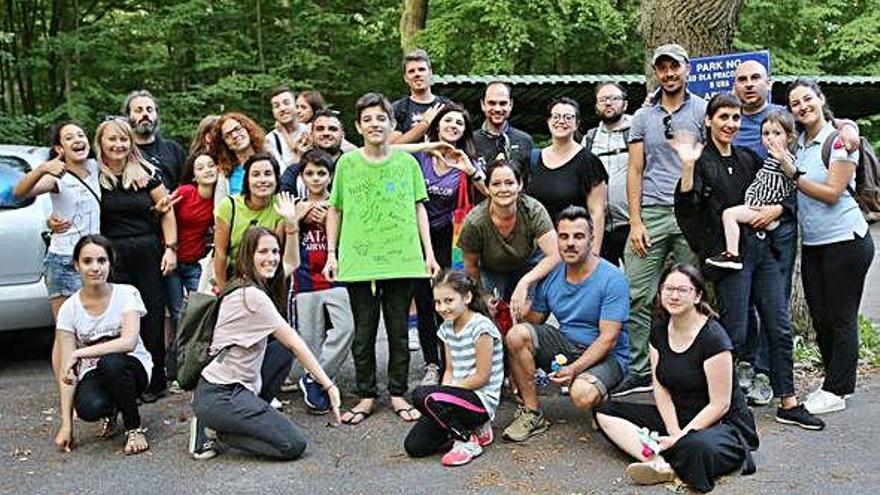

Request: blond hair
left=95, top=118, right=157, bottom=190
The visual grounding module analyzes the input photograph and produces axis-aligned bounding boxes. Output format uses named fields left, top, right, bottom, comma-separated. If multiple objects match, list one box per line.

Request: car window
left=0, top=156, right=35, bottom=209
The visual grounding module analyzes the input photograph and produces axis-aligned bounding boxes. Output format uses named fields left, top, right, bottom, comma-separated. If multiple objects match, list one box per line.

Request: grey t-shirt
left=629, top=92, right=707, bottom=206
left=458, top=194, right=553, bottom=273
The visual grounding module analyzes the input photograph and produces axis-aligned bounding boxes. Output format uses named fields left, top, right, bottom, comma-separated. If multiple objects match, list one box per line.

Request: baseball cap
left=652, top=44, right=689, bottom=65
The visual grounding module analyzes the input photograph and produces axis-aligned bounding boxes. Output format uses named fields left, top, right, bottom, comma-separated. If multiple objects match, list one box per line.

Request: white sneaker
left=270, top=397, right=284, bottom=410
left=408, top=326, right=420, bottom=351
left=420, top=363, right=440, bottom=387
left=803, top=389, right=846, bottom=415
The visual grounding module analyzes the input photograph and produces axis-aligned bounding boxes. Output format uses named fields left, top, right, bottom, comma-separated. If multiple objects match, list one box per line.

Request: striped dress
left=437, top=313, right=505, bottom=419
left=744, top=157, right=796, bottom=206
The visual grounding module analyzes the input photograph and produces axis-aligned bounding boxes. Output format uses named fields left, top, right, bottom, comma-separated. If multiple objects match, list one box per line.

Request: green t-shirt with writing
left=215, top=195, right=284, bottom=269
left=329, top=149, right=428, bottom=281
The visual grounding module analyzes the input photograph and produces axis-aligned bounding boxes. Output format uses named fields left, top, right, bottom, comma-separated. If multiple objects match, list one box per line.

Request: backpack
left=581, top=127, right=631, bottom=157
left=175, top=279, right=249, bottom=390
left=821, top=131, right=880, bottom=216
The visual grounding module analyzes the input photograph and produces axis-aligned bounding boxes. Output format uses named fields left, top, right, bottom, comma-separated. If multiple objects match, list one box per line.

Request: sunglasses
left=663, top=114, right=674, bottom=140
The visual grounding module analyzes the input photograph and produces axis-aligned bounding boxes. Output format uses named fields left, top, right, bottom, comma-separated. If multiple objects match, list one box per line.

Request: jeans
left=753, top=220, right=797, bottom=375
left=802, top=232, right=874, bottom=395
left=110, top=233, right=167, bottom=394
left=347, top=278, right=416, bottom=398
left=74, top=353, right=148, bottom=430
left=164, top=262, right=202, bottom=381
left=714, top=230, right=795, bottom=397
left=624, top=206, right=697, bottom=379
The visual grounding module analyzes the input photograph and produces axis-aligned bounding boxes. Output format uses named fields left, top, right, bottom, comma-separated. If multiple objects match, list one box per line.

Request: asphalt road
left=2, top=326, right=879, bottom=495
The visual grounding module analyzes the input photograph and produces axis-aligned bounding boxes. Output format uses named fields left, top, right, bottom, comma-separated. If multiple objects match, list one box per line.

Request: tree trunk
left=256, top=0, right=266, bottom=73
left=638, top=0, right=745, bottom=88
left=399, top=0, right=428, bottom=53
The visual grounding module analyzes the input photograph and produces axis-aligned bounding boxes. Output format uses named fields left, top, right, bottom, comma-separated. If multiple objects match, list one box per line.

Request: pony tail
left=466, top=275, right=490, bottom=317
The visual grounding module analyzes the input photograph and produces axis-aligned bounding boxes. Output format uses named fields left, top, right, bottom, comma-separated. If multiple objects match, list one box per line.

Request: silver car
left=0, top=145, right=54, bottom=331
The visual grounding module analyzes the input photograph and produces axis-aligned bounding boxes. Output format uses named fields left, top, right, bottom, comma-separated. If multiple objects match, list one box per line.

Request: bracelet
left=165, top=243, right=178, bottom=252
left=323, top=383, right=337, bottom=392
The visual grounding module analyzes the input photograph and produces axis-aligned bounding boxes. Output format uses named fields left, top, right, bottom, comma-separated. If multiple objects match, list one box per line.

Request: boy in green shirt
left=324, top=93, right=439, bottom=425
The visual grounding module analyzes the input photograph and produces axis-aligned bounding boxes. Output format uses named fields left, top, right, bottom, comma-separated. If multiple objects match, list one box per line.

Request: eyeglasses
left=550, top=113, right=577, bottom=123
left=663, top=114, right=674, bottom=140
left=660, top=285, right=696, bottom=296
left=597, top=96, right=625, bottom=104
left=223, top=125, right=246, bottom=139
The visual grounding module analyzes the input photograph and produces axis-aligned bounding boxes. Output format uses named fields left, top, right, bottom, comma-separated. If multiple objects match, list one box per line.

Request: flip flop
left=392, top=406, right=421, bottom=422
left=340, top=408, right=372, bottom=425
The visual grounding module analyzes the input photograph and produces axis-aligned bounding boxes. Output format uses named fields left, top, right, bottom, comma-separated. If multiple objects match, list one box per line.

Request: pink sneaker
left=475, top=421, right=494, bottom=447
left=441, top=434, right=483, bottom=467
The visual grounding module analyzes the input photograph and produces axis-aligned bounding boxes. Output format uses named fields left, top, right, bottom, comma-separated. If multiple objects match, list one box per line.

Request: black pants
left=74, top=353, right=148, bottom=430
left=802, top=232, right=875, bottom=396
left=404, top=385, right=490, bottom=457
left=110, top=233, right=167, bottom=394
left=596, top=401, right=756, bottom=493
left=600, top=225, right=630, bottom=267
left=414, top=223, right=453, bottom=366
left=347, top=278, right=415, bottom=398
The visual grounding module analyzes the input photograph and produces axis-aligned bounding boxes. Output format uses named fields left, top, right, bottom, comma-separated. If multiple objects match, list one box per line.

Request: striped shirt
left=438, top=313, right=505, bottom=418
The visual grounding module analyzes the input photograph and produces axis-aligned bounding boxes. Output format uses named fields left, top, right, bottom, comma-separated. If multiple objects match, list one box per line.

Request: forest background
left=2, top=0, right=879, bottom=146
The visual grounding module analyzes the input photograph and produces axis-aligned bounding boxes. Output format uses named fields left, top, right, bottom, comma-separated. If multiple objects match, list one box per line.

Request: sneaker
left=610, top=374, right=653, bottom=398
left=139, top=388, right=167, bottom=404
left=270, top=397, right=284, bottom=410
left=776, top=404, right=825, bottom=430
left=626, top=460, right=676, bottom=485
left=280, top=377, right=299, bottom=393
left=475, top=421, right=494, bottom=447
left=441, top=434, right=483, bottom=466
left=168, top=381, right=185, bottom=395
left=746, top=373, right=773, bottom=406
left=408, top=325, right=420, bottom=352
left=299, top=373, right=331, bottom=414
left=705, top=251, right=743, bottom=270
left=803, top=389, right=846, bottom=415
left=189, top=417, right=218, bottom=460
left=502, top=407, right=549, bottom=442
left=420, top=363, right=441, bottom=387
left=736, top=362, right=754, bottom=391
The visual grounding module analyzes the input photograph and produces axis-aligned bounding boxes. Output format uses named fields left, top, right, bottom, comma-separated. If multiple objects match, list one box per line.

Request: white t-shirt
left=49, top=159, right=101, bottom=256
left=266, top=123, right=309, bottom=172
left=56, top=284, right=153, bottom=380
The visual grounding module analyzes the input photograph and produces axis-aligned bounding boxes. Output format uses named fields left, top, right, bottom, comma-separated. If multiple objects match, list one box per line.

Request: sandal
left=124, top=428, right=150, bottom=455
left=97, top=413, right=120, bottom=439
left=392, top=406, right=420, bottom=422
left=340, top=408, right=373, bottom=425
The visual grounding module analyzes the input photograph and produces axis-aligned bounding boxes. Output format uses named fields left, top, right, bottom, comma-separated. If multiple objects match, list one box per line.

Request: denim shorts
left=44, top=252, right=81, bottom=298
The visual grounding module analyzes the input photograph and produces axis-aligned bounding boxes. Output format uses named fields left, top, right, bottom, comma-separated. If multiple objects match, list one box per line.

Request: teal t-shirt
left=329, top=149, right=428, bottom=281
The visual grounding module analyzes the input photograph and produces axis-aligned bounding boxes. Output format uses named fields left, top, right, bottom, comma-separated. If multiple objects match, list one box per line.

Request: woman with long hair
left=95, top=117, right=177, bottom=402
left=595, top=264, right=758, bottom=492
left=190, top=221, right=341, bottom=461
left=54, top=235, right=153, bottom=455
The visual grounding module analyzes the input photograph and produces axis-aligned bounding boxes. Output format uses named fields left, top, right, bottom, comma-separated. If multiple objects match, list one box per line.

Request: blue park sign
left=687, top=50, right=771, bottom=99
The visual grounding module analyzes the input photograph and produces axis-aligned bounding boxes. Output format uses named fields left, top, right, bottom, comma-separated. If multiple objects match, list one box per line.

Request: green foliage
left=794, top=315, right=880, bottom=369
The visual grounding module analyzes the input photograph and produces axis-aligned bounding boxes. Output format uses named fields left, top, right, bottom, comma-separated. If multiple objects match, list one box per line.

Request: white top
left=49, top=159, right=101, bottom=256
left=56, top=284, right=152, bottom=380
left=266, top=123, right=309, bottom=172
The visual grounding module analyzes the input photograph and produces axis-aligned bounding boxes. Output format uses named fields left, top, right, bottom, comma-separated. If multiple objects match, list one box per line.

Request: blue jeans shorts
left=44, top=252, right=81, bottom=299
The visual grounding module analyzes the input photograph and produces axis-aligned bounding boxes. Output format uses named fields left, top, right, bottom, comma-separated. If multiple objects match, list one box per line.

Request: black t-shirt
left=526, top=147, right=608, bottom=223
left=101, top=174, right=164, bottom=239
left=138, top=136, right=187, bottom=191
left=391, top=95, right=450, bottom=134
left=650, top=318, right=750, bottom=427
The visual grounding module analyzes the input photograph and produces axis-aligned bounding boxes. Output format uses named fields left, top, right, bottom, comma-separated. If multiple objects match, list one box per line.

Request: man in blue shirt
left=502, top=206, right=630, bottom=442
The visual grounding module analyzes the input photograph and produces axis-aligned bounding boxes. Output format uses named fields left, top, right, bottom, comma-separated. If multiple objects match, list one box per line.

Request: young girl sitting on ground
left=404, top=270, right=504, bottom=467
left=55, top=235, right=154, bottom=455
left=706, top=110, right=797, bottom=270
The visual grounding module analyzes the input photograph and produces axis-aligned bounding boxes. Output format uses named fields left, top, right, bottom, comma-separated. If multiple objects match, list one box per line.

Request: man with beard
left=266, top=85, right=310, bottom=171
left=501, top=206, right=629, bottom=442
left=390, top=50, right=448, bottom=144
left=617, top=44, right=705, bottom=397
left=473, top=81, right=534, bottom=184
left=123, top=90, right=186, bottom=191
left=280, top=109, right=345, bottom=197
left=583, top=83, right=632, bottom=266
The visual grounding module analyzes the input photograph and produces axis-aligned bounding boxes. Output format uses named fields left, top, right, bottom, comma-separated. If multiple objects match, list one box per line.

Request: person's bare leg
left=505, top=324, right=539, bottom=410
left=595, top=413, right=652, bottom=460
left=721, top=205, right=761, bottom=256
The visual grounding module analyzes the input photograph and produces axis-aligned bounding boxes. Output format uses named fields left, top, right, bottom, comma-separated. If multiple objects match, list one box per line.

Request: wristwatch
left=165, top=242, right=178, bottom=252
left=792, top=169, right=807, bottom=183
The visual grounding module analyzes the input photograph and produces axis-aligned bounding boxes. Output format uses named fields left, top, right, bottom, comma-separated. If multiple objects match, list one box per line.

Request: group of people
left=16, top=44, right=875, bottom=492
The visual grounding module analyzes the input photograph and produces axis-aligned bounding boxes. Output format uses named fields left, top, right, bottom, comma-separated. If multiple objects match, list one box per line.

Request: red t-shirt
left=173, top=184, right=214, bottom=263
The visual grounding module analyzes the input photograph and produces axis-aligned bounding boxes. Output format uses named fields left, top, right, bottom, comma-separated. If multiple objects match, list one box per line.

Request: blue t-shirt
left=229, top=165, right=244, bottom=196
left=734, top=103, right=786, bottom=159
left=531, top=259, right=631, bottom=370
